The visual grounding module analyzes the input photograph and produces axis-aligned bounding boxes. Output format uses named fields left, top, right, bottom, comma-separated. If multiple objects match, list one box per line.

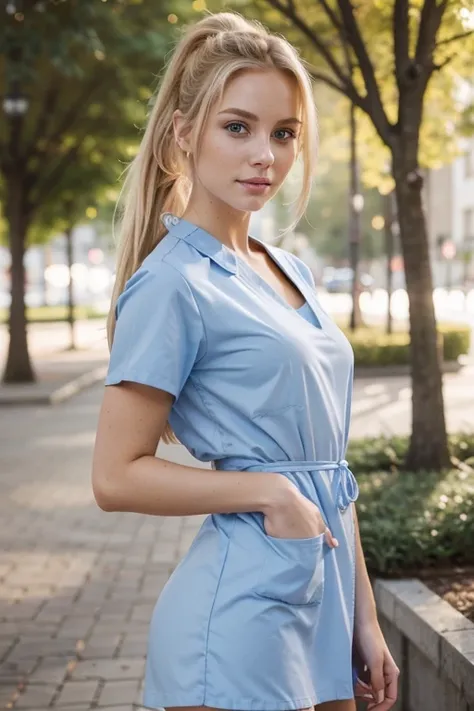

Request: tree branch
left=316, top=0, right=344, bottom=34
left=433, top=53, right=456, bottom=71
left=436, top=29, right=474, bottom=47
left=394, top=0, right=410, bottom=89
left=415, top=0, right=448, bottom=66
left=309, top=69, right=345, bottom=93
left=336, top=0, right=391, bottom=143
left=308, top=66, right=368, bottom=114
left=265, top=0, right=353, bottom=93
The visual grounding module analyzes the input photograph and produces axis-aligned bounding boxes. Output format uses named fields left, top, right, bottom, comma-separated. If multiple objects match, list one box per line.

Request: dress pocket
left=255, top=532, right=326, bottom=606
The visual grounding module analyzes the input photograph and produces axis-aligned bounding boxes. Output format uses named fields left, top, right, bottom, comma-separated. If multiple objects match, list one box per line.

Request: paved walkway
left=0, top=385, right=205, bottom=710
left=350, top=363, right=474, bottom=438
left=0, top=320, right=109, bottom=405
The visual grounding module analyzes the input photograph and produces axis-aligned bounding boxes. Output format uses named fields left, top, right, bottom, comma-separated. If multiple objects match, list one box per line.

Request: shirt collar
left=161, top=213, right=238, bottom=275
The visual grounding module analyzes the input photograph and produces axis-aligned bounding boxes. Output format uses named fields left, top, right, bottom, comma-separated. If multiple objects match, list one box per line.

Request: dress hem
left=143, top=685, right=355, bottom=710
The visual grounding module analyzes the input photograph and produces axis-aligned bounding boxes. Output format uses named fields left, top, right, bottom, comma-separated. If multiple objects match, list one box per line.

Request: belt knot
left=334, top=459, right=359, bottom=512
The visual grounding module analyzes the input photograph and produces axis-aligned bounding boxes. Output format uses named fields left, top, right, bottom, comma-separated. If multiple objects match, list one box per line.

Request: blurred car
left=322, top=267, right=374, bottom=294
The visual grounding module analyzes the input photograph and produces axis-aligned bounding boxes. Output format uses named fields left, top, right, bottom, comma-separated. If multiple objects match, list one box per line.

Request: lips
left=238, top=178, right=272, bottom=186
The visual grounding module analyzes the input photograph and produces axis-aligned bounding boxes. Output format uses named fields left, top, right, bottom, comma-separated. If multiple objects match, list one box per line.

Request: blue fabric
left=105, top=213, right=359, bottom=709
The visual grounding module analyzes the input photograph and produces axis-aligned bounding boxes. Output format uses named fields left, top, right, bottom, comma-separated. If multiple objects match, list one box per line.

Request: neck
left=183, top=191, right=255, bottom=256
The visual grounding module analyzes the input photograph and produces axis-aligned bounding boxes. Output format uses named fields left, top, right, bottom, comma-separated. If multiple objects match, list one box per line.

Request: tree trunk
left=392, top=147, right=450, bottom=471
left=2, top=173, right=35, bottom=384
left=348, top=102, right=363, bottom=331
left=384, top=191, right=394, bottom=335
left=65, top=227, right=77, bottom=350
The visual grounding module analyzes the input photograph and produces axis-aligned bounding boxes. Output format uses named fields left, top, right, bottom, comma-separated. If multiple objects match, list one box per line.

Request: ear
left=173, top=110, right=193, bottom=155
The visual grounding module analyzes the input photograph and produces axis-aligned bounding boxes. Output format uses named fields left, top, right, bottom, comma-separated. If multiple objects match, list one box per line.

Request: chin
left=235, top=196, right=272, bottom=213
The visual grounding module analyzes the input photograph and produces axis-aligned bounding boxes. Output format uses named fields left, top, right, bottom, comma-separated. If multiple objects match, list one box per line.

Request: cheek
left=198, top=134, right=240, bottom=177
left=274, top=146, right=297, bottom=179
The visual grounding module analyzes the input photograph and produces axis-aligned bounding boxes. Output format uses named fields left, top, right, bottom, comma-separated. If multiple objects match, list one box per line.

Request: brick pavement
left=0, top=385, right=205, bottom=710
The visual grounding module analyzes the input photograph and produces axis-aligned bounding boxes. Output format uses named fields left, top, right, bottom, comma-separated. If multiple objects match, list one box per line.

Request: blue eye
left=226, top=122, right=247, bottom=134
left=274, top=129, right=295, bottom=141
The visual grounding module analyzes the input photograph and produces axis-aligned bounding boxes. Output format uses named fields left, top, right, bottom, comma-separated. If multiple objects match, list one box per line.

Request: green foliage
left=356, top=466, right=474, bottom=575
left=346, top=433, right=474, bottom=476
left=439, top=322, right=473, bottom=362
left=348, top=434, right=474, bottom=575
left=0, top=0, right=195, bottom=246
left=343, top=323, right=471, bottom=367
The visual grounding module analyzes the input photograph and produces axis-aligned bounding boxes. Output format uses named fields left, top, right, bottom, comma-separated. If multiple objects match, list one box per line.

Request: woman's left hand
left=353, top=619, right=400, bottom=710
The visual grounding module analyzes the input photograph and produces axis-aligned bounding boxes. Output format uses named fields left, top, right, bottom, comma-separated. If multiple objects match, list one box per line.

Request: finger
left=375, top=668, right=400, bottom=710
left=354, top=679, right=375, bottom=702
left=324, top=526, right=339, bottom=548
left=366, top=663, right=385, bottom=709
left=367, top=669, right=399, bottom=711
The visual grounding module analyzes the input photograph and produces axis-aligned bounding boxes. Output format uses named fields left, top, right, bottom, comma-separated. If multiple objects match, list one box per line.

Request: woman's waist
left=213, top=454, right=346, bottom=473
left=212, top=455, right=359, bottom=512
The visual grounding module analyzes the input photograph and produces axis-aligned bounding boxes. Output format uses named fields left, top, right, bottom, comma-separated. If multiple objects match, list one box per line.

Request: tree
left=229, top=0, right=474, bottom=471
left=0, top=0, right=186, bottom=383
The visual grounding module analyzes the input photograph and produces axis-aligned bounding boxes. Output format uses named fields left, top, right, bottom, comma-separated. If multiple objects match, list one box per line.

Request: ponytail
left=107, top=11, right=318, bottom=444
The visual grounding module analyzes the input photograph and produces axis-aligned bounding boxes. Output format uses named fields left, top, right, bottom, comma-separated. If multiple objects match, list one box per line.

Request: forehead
left=215, top=68, right=300, bottom=119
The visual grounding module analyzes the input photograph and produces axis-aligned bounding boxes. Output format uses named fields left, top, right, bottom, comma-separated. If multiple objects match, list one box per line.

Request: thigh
left=314, top=701, right=356, bottom=711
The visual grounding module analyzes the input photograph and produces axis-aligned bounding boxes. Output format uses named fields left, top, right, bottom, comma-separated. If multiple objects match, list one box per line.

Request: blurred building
left=424, top=136, right=474, bottom=288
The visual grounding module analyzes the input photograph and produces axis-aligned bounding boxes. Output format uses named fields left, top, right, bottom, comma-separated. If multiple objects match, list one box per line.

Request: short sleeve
left=105, top=262, right=206, bottom=398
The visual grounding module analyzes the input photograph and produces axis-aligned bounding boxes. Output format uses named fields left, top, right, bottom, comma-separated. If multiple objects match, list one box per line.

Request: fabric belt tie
left=213, top=457, right=359, bottom=512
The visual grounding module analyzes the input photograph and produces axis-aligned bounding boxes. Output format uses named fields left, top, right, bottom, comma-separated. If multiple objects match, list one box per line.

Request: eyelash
left=224, top=121, right=296, bottom=141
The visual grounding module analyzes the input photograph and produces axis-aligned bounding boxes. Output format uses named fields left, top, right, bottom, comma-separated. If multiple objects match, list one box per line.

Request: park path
left=0, top=385, right=205, bottom=710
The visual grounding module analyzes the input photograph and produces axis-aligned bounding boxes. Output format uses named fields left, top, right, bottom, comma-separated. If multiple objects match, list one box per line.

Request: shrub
left=346, top=433, right=474, bottom=475
left=342, top=323, right=471, bottom=367
left=356, top=467, right=474, bottom=576
left=438, top=323, right=472, bottom=362
left=348, top=435, right=474, bottom=575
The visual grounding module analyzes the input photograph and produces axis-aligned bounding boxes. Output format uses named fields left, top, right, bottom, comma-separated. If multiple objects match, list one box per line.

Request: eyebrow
left=218, top=108, right=302, bottom=125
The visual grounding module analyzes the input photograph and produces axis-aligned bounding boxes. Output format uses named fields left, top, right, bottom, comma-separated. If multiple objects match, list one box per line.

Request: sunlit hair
left=107, top=11, right=318, bottom=443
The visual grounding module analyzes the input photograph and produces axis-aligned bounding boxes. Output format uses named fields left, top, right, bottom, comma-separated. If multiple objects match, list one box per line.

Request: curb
left=374, top=578, right=474, bottom=709
left=0, top=365, right=107, bottom=406
left=354, top=360, right=462, bottom=379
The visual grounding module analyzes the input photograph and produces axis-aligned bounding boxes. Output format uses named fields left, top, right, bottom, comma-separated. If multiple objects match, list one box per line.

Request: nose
left=250, top=136, right=275, bottom=168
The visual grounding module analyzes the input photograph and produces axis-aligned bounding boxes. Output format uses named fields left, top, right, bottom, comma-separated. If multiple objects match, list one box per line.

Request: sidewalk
left=0, top=383, right=204, bottom=711
left=0, top=320, right=109, bottom=405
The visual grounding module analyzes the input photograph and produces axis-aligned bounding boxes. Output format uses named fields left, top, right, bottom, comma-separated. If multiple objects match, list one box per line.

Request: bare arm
left=353, top=504, right=378, bottom=626
left=92, top=381, right=288, bottom=516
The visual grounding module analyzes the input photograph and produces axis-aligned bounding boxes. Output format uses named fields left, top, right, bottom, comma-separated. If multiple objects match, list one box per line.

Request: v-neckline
left=232, top=241, right=307, bottom=313
left=161, top=212, right=321, bottom=322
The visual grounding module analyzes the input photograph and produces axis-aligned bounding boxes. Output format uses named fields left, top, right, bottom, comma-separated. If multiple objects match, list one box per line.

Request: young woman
left=92, top=11, right=399, bottom=711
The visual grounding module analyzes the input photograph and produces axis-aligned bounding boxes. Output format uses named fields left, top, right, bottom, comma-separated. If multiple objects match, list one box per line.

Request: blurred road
left=318, top=287, right=474, bottom=331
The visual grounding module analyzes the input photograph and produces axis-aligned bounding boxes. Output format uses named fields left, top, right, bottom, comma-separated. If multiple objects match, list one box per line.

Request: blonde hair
left=108, top=11, right=318, bottom=443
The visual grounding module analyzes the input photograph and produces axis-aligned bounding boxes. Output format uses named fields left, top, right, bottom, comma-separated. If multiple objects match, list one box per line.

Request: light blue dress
left=105, top=213, right=360, bottom=710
